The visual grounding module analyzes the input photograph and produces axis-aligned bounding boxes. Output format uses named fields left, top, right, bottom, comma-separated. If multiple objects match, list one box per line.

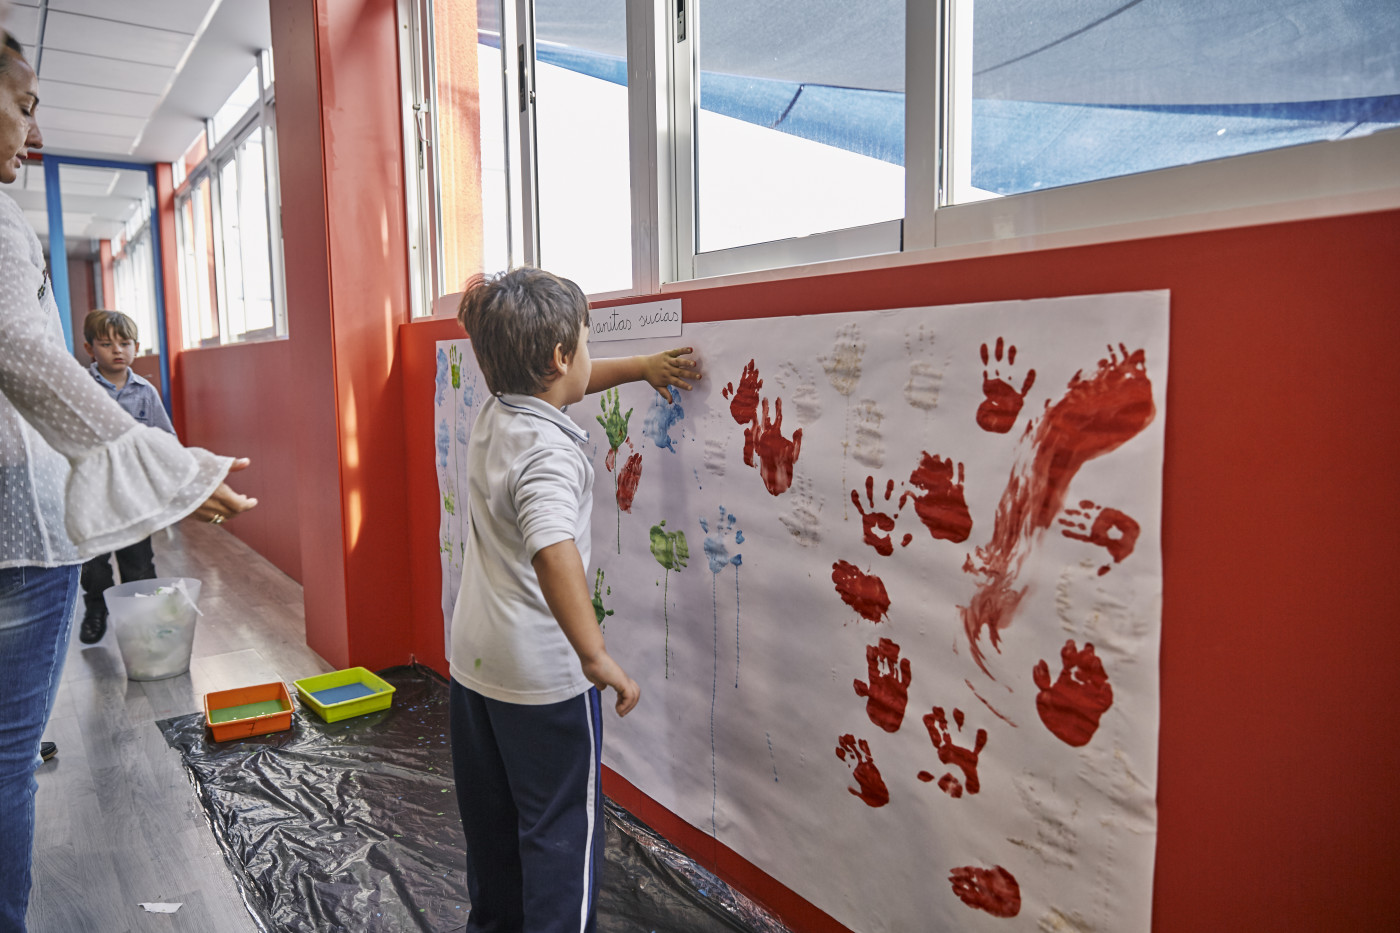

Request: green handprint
left=442, top=490, right=455, bottom=516
left=650, top=520, right=688, bottom=677
left=596, top=387, right=633, bottom=453
left=649, top=520, right=689, bottom=570
left=592, top=569, right=614, bottom=630
left=449, top=345, right=462, bottom=390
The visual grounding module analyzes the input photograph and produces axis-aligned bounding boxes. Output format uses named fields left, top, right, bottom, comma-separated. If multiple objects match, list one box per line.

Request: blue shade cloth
left=490, top=34, right=1400, bottom=190
left=311, top=683, right=377, bottom=706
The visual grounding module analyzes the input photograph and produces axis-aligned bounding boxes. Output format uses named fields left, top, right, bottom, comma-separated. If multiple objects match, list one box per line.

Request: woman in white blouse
left=0, top=32, right=256, bottom=932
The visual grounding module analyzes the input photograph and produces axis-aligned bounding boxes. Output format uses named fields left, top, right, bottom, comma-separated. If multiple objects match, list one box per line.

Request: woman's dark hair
left=0, top=32, right=24, bottom=74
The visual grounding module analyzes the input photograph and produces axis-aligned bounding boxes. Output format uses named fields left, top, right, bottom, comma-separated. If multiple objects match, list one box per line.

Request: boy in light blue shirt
left=77, top=309, right=175, bottom=643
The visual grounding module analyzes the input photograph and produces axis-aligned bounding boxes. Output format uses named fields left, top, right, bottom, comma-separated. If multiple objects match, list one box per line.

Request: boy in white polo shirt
left=450, top=267, right=699, bottom=932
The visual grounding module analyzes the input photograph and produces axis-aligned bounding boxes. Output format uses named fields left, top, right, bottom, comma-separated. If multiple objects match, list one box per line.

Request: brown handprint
left=918, top=706, right=987, bottom=798
left=1033, top=640, right=1114, bottom=747
left=1059, top=500, right=1141, bottom=575
left=853, top=637, right=911, bottom=733
left=949, top=864, right=1021, bottom=918
left=835, top=733, right=890, bottom=808
left=722, top=359, right=763, bottom=425
left=746, top=397, right=803, bottom=495
left=976, top=337, right=1036, bottom=434
left=850, top=476, right=908, bottom=556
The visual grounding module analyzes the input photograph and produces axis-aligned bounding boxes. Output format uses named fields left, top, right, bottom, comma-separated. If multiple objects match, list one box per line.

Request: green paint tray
left=203, top=681, right=293, bottom=741
left=294, top=667, right=395, bottom=723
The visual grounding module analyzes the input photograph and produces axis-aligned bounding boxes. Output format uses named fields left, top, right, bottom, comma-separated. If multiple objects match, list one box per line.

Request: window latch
left=676, top=0, right=686, bottom=42
left=518, top=45, right=533, bottom=111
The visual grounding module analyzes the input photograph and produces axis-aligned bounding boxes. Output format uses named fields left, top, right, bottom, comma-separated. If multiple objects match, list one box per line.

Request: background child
left=450, top=267, right=698, bottom=932
left=76, top=309, right=177, bottom=644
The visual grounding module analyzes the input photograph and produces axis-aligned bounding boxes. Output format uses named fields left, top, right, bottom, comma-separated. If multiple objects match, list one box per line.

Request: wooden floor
left=29, top=521, right=332, bottom=933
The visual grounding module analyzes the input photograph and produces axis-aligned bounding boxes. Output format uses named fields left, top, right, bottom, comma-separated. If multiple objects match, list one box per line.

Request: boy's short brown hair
left=83, top=309, right=139, bottom=344
left=457, top=267, right=589, bottom=396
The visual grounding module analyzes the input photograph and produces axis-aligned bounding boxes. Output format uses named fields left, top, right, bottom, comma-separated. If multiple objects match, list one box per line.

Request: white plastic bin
left=104, top=577, right=202, bottom=681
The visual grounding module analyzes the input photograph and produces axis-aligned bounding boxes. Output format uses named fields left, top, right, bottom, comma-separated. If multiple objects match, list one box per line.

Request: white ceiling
left=3, top=0, right=273, bottom=243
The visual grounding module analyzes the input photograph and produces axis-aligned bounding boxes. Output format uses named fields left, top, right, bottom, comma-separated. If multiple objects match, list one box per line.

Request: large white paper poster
left=434, top=291, right=1169, bottom=932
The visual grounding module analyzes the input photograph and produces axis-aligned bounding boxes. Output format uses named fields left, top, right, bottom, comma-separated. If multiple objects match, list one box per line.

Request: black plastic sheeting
left=158, top=665, right=789, bottom=933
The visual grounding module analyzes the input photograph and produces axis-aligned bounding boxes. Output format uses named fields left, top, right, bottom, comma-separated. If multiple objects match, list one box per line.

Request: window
left=404, top=1, right=1400, bottom=301
left=173, top=54, right=286, bottom=348
left=691, top=2, right=905, bottom=253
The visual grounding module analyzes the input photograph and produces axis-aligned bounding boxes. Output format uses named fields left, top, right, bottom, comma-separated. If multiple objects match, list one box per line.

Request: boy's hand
left=582, top=653, right=641, bottom=717
left=642, top=347, right=701, bottom=403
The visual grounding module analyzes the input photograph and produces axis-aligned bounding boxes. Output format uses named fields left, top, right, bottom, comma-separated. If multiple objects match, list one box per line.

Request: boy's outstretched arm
left=587, top=347, right=701, bottom=403
left=533, top=539, right=641, bottom=716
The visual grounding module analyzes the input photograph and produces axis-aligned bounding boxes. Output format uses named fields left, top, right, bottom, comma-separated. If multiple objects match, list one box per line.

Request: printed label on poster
left=590, top=298, right=683, bottom=343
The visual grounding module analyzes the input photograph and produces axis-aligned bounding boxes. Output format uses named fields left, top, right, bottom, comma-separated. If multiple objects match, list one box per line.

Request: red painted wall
left=178, top=340, right=304, bottom=582
left=266, top=0, right=414, bottom=669
left=399, top=208, right=1400, bottom=932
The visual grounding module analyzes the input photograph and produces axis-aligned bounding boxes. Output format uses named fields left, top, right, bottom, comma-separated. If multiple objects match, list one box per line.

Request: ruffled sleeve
left=0, top=194, right=230, bottom=559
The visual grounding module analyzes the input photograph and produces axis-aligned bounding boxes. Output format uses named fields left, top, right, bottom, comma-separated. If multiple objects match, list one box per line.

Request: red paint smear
left=852, top=637, right=911, bottom=733
left=900, top=453, right=973, bottom=544
left=747, top=396, right=803, bottom=495
left=835, top=734, right=889, bottom=808
left=950, top=865, right=1021, bottom=918
left=605, top=447, right=617, bottom=473
left=922, top=706, right=987, bottom=796
left=960, top=345, right=1155, bottom=676
left=1033, top=639, right=1114, bottom=747
left=851, top=476, right=900, bottom=556
left=617, top=452, right=643, bottom=512
left=1061, top=501, right=1141, bottom=575
left=722, top=359, right=762, bottom=425
left=831, top=560, right=890, bottom=623
left=964, top=678, right=1017, bottom=727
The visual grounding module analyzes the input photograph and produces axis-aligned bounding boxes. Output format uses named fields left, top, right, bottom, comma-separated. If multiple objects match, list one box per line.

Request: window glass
left=211, top=67, right=259, bottom=145
left=694, top=1, right=906, bottom=253
left=960, top=0, right=1400, bottom=202
left=476, top=1, right=509, bottom=278
left=216, top=156, right=246, bottom=338
left=533, top=0, right=632, bottom=293
left=235, top=130, right=276, bottom=334
left=190, top=177, right=218, bottom=344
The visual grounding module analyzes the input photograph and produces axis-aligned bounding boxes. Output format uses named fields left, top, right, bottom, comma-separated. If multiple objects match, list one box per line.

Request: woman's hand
left=642, top=347, right=702, bottom=403
left=191, top=457, right=259, bottom=525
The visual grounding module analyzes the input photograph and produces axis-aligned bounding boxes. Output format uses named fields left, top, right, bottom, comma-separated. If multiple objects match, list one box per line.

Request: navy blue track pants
left=450, top=681, right=603, bottom=933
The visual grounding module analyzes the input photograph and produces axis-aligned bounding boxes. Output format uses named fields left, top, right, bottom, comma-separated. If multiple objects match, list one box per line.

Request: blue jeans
left=0, top=564, right=79, bottom=933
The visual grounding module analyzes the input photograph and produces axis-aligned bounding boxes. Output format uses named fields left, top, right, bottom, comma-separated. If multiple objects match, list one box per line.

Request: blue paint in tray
left=311, top=683, right=377, bottom=706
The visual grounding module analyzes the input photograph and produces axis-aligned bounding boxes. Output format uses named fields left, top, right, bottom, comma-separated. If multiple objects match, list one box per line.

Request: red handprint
left=747, top=397, right=803, bottom=495
left=917, top=706, right=987, bottom=797
left=851, top=476, right=908, bottom=556
left=616, top=452, right=643, bottom=512
left=722, top=359, right=763, bottom=425
left=830, top=560, right=890, bottom=623
left=853, top=638, right=911, bottom=733
left=900, top=453, right=973, bottom=544
left=949, top=865, right=1021, bottom=918
left=835, top=734, right=889, bottom=808
left=976, top=337, right=1036, bottom=434
left=1033, top=640, right=1113, bottom=747
left=1059, top=500, right=1141, bottom=575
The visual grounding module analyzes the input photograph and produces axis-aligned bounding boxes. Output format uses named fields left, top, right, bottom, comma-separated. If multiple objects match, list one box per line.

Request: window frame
left=404, top=0, right=1400, bottom=303
left=172, top=53, right=287, bottom=348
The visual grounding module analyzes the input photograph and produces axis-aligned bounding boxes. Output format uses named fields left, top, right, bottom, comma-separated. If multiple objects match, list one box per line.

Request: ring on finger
left=210, top=515, right=225, bottom=525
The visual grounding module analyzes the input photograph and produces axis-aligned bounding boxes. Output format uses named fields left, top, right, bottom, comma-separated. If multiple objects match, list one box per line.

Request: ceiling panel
left=43, top=10, right=193, bottom=69
left=49, top=0, right=216, bottom=36
left=56, top=165, right=119, bottom=194
left=39, top=106, right=145, bottom=139
left=37, top=81, right=160, bottom=119
left=36, top=126, right=134, bottom=156
left=39, top=49, right=172, bottom=96
left=4, top=4, right=42, bottom=45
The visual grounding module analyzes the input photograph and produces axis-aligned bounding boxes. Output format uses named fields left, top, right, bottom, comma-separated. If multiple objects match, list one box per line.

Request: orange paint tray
left=203, top=681, right=294, bottom=742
